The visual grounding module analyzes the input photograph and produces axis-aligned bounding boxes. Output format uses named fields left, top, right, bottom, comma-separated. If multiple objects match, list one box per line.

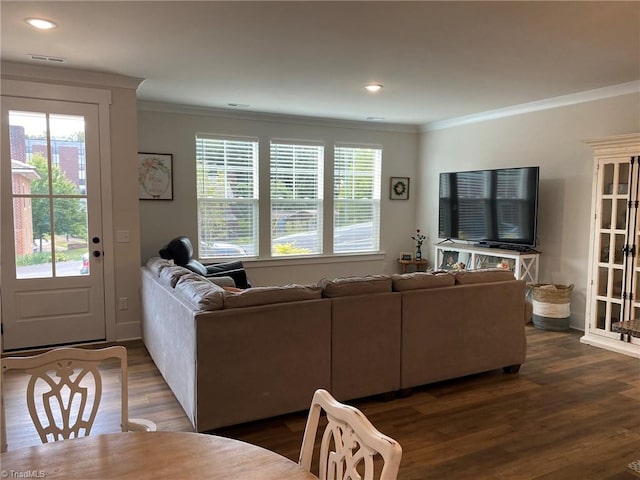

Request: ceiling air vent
left=28, top=54, right=66, bottom=63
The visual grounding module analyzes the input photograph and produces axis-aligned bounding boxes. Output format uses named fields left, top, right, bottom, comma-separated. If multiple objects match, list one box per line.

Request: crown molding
left=137, top=100, right=419, bottom=134
left=1, top=61, right=144, bottom=90
left=423, top=81, right=640, bottom=132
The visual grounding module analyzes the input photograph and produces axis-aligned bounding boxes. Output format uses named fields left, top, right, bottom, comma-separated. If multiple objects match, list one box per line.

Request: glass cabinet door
left=593, top=160, right=637, bottom=337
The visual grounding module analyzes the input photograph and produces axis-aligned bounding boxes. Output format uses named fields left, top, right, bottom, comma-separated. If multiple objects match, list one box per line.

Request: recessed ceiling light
left=364, top=84, right=383, bottom=93
left=366, top=116, right=385, bottom=121
left=25, top=18, right=57, bottom=30
left=227, top=103, right=250, bottom=108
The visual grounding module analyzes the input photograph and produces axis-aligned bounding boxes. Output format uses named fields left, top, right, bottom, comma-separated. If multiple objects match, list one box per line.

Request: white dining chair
left=299, top=389, right=402, bottom=480
left=1, top=346, right=156, bottom=452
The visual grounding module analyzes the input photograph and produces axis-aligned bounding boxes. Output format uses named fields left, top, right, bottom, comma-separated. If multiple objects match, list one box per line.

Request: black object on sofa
left=159, top=236, right=250, bottom=288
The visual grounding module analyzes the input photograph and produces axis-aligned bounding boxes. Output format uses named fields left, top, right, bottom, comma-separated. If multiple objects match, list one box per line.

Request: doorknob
left=92, top=251, right=101, bottom=258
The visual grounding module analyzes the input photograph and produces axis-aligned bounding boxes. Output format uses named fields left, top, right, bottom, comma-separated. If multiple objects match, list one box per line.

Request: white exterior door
left=1, top=97, right=105, bottom=350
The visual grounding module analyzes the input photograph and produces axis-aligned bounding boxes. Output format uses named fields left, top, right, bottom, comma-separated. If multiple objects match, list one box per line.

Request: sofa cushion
left=223, top=284, right=322, bottom=309
left=454, top=269, right=515, bottom=285
left=146, top=256, right=173, bottom=276
left=207, top=276, right=236, bottom=288
left=318, top=275, right=392, bottom=297
left=391, top=272, right=455, bottom=291
left=158, top=265, right=192, bottom=288
left=175, top=273, right=225, bottom=311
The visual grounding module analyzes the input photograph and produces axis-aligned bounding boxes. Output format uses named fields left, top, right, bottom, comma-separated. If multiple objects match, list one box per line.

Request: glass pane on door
left=615, top=199, right=627, bottom=230
left=9, top=110, right=89, bottom=279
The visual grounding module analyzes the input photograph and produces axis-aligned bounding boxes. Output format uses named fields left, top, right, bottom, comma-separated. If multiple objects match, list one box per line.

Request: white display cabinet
left=434, top=242, right=539, bottom=283
left=583, top=133, right=640, bottom=358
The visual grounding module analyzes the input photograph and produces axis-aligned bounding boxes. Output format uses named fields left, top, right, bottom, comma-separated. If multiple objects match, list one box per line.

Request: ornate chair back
left=299, top=389, right=402, bottom=480
left=1, top=346, right=155, bottom=452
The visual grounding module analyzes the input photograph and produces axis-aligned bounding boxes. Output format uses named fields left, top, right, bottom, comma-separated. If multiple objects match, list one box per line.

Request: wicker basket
left=529, top=283, right=574, bottom=331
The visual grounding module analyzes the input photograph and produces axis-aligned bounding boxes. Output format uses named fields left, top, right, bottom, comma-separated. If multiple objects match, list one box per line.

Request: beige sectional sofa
left=141, top=258, right=528, bottom=432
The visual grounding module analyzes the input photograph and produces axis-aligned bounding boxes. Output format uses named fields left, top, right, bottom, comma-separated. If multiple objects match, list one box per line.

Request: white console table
left=434, top=242, right=540, bottom=283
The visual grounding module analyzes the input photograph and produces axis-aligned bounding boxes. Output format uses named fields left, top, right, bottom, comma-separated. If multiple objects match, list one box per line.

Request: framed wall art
left=390, top=176, right=410, bottom=200
left=138, top=152, right=173, bottom=200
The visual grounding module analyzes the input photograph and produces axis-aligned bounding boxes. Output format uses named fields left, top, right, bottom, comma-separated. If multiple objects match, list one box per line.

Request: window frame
left=333, top=143, right=382, bottom=254
left=269, top=139, right=325, bottom=257
left=195, top=134, right=260, bottom=259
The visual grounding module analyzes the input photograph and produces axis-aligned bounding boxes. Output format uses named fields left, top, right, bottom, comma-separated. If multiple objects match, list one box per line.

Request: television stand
left=434, top=242, right=540, bottom=283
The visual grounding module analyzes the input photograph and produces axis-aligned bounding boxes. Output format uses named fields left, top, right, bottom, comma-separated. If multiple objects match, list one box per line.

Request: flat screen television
left=438, top=166, right=539, bottom=249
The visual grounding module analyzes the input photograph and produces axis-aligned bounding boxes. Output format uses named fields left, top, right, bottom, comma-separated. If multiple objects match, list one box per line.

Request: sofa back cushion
left=223, top=284, right=322, bottom=309
left=318, top=275, right=392, bottom=297
left=454, top=269, right=515, bottom=285
left=391, top=272, right=455, bottom=291
left=146, top=256, right=173, bottom=276
left=175, top=273, right=225, bottom=311
left=158, top=265, right=192, bottom=288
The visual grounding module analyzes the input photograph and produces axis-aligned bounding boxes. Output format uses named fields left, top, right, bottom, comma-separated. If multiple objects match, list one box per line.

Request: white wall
left=137, top=105, right=419, bottom=286
left=419, top=93, right=640, bottom=330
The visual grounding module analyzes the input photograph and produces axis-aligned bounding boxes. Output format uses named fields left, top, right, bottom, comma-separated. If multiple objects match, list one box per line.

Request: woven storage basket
left=529, top=283, right=573, bottom=331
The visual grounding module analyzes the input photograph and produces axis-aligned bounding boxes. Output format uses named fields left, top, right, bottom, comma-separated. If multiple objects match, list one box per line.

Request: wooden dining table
left=0, top=431, right=319, bottom=479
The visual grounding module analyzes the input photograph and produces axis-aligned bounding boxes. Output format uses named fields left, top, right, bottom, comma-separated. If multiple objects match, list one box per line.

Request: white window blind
left=270, top=141, right=324, bottom=256
left=333, top=145, right=381, bottom=253
left=195, top=135, right=259, bottom=257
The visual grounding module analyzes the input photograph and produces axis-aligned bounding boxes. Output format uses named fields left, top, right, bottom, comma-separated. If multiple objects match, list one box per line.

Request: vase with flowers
left=411, top=228, right=426, bottom=260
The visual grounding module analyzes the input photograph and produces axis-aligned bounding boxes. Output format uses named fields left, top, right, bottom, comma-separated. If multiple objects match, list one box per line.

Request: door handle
left=92, top=251, right=101, bottom=258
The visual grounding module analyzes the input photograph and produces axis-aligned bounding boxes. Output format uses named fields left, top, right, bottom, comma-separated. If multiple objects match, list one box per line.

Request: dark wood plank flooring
left=3, top=326, right=639, bottom=479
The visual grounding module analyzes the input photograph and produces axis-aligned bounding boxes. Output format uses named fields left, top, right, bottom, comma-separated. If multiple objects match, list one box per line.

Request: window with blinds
left=195, top=135, right=259, bottom=257
left=270, top=141, right=324, bottom=256
left=333, top=145, right=381, bottom=253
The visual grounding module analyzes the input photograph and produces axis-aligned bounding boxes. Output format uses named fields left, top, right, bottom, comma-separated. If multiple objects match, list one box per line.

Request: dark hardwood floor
left=3, top=326, right=639, bottom=479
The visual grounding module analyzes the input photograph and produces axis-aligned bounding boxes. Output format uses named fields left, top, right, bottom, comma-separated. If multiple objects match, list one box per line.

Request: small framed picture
left=440, top=251, right=459, bottom=270
left=138, top=152, right=173, bottom=200
left=400, top=252, right=412, bottom=261
left=390, top=176, right=410, bottom=200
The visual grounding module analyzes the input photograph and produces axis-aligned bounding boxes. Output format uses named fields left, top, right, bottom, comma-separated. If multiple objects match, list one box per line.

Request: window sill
left=241, top=252, right=386, bottom=269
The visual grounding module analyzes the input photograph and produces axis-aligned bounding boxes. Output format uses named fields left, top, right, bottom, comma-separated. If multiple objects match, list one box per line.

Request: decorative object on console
left=440, top=250, right=459, bottom=270
left=400, top=252, right=412, bottom=261
left=138, top=152, right=173, bottom=200
left=390, top=176, right=409, bottom=200
left=411, top=228, right=426, bottom=260
left=497, top=259, right=514, bottom=270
